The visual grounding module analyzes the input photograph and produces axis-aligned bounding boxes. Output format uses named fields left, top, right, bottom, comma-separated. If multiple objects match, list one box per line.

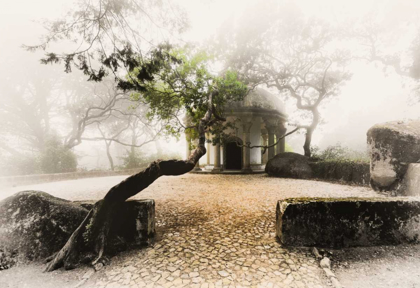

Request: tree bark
left=45, top=93, right=215, bottom=272
left=302, top=108, right=320, bottom=158
left=303, top=128, right=313, bottom=157
left=105, top=141, right=114, bottom=171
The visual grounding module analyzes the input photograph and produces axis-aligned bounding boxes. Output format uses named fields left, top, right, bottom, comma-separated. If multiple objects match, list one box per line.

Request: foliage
left=0, top=154, right=41, bottom=176
left=309, top=143, right=370, bottom=186
left=310, top=143, right=369, bottom=163
left=40, top=135, right=78, bottom=174
left=126, top=45, right=247, bottom=138
left=285, top=143, right=293, bottom=153
left=24, top=0, right=188, bottom=83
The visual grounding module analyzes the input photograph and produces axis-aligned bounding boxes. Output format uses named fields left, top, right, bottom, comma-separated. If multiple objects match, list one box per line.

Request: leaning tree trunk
left=45, top=94, right=215, bottom=272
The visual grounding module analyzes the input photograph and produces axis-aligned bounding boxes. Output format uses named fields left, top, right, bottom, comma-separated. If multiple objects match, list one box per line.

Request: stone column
left=186, top=135, right=191, bottom=158
left=206, top=133, right=211, bottom=165
left=212, top=143, right=222, bottom=172
left=242, top=120, right=253, bottom=173
left=275, top=126, right=287, bottom=154
left=266, top=125, right=276, bottom=160
left=193, top=139, right=202, bottom=171
left=264, top=117, right=281, bottom=160
left=261, top=130, right=268, bottom=164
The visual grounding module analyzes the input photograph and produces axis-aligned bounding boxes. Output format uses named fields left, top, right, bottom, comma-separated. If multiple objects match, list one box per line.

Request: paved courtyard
left=0, top=174, right=379, bottom=288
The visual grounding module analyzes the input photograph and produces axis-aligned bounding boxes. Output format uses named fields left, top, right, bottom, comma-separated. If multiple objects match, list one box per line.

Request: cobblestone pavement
left=70, top=174, right=378, bottom=288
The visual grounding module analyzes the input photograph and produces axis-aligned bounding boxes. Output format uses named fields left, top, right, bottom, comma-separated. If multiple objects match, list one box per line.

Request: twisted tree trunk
left=45, top=94, right=214, bottom=272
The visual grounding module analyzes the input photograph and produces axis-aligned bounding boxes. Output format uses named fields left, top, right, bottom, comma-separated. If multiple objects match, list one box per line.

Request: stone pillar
left=242, top=120, right=253, bottom=173
left=193, top=139, right=201, bottom=171
left=266, top=125, right=276, bottom=160
left=275, top=126, right=287, bottom=154
left=261, top=130, right=268, bottom=164
left=212, top=143, right=222, bottom=172
left=186, top=135, right=191, bottom=158
left=206, top=133, right=211, bottom=165
left=250, top=117, right=262, bottom=167
left=264, top=117, right=282, bottom=160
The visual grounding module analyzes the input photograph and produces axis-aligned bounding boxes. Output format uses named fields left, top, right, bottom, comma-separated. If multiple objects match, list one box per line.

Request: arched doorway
left=224, top=137, right=242, bottom=170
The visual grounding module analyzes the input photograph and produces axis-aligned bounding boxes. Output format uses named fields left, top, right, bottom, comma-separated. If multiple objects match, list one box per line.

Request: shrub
left=40, top=136, right=77, bottom=174
left=309, top=159, right=370, bottom=186
left=311, top=143, right=369, bottom=163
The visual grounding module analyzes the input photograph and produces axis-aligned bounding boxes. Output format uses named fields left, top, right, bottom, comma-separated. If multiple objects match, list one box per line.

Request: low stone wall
left=0, top=166, right=148, bottom=187
left=276, top=197, right=420, bottom=248
left=309, top=161, right=370, bottom=186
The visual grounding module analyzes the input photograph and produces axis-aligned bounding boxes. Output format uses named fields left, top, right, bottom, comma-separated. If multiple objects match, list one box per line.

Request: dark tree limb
left=234, top=127, right=299, bottom=155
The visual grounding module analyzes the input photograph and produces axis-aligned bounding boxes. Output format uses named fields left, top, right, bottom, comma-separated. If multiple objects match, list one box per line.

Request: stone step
left=276, top=197, right=420, bottom=248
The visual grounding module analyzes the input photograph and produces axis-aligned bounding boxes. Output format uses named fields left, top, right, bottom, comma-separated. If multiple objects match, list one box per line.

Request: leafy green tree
left=41, top=43, right=247, bottom=271
left=24, top=0, right=247, bottom=271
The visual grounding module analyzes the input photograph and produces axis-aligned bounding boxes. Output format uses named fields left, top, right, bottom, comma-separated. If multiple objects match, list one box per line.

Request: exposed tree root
left=45, top=200, right=115, bottom=272
left=45, top=209, right=93, bottom=272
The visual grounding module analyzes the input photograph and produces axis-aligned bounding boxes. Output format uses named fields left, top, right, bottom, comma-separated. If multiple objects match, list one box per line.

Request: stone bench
left=76, top=199, right=156, bottom=246
left=276, top=197, right=420, bottom=248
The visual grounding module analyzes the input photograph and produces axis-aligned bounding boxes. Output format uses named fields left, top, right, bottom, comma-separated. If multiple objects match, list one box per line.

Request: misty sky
left=1, top=0, right=420, bottom=166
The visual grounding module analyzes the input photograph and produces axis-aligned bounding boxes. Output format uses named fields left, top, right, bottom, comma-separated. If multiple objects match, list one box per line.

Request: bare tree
left=215, top=1, right=351, bottom=156
left=81, top=102, right=164, bottom=170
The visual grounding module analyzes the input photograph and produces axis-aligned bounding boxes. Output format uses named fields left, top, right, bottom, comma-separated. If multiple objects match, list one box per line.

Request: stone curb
left=312, top=247, right=342, bottom=288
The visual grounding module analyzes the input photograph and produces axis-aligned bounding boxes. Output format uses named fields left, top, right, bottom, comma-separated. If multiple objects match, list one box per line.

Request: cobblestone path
left=80, top=174, right=378, bottom=288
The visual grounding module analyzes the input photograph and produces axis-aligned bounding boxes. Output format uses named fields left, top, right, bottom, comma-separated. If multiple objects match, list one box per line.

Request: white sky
left=1, top=0, right=419, bottom=163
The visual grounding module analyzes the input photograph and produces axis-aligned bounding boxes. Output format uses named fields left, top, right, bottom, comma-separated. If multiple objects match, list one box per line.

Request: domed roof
left=227, top=87, right=287, bottom=116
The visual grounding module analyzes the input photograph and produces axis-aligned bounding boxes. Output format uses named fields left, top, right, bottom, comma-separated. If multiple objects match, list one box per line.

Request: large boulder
left=265, top=152, right=312, bottom=179
left=0, top=191, right=156, bottom=270
left=367, top=120, right=420, bottom=194
left=0, top=191, right=88, bottom=269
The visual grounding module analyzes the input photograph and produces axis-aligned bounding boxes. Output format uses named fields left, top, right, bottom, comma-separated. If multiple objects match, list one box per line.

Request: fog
left=1, top=0, right=419, bottom=176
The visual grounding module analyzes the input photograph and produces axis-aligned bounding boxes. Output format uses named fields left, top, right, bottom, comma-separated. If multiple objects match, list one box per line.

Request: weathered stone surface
left=0, top=191, right=88, bottom=264
left=367, top=120, right=420, bottom=193
left=0, top=191, right=155, bottom=269
left=399, top=163, right=420, bottom=196
left=276, top=197, right=420, bottom=247
left=114, top=200, right=155, bottom=246
left=265, top=152, right=312, bottom=179
left=73, top=199, right=156, bottom=247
